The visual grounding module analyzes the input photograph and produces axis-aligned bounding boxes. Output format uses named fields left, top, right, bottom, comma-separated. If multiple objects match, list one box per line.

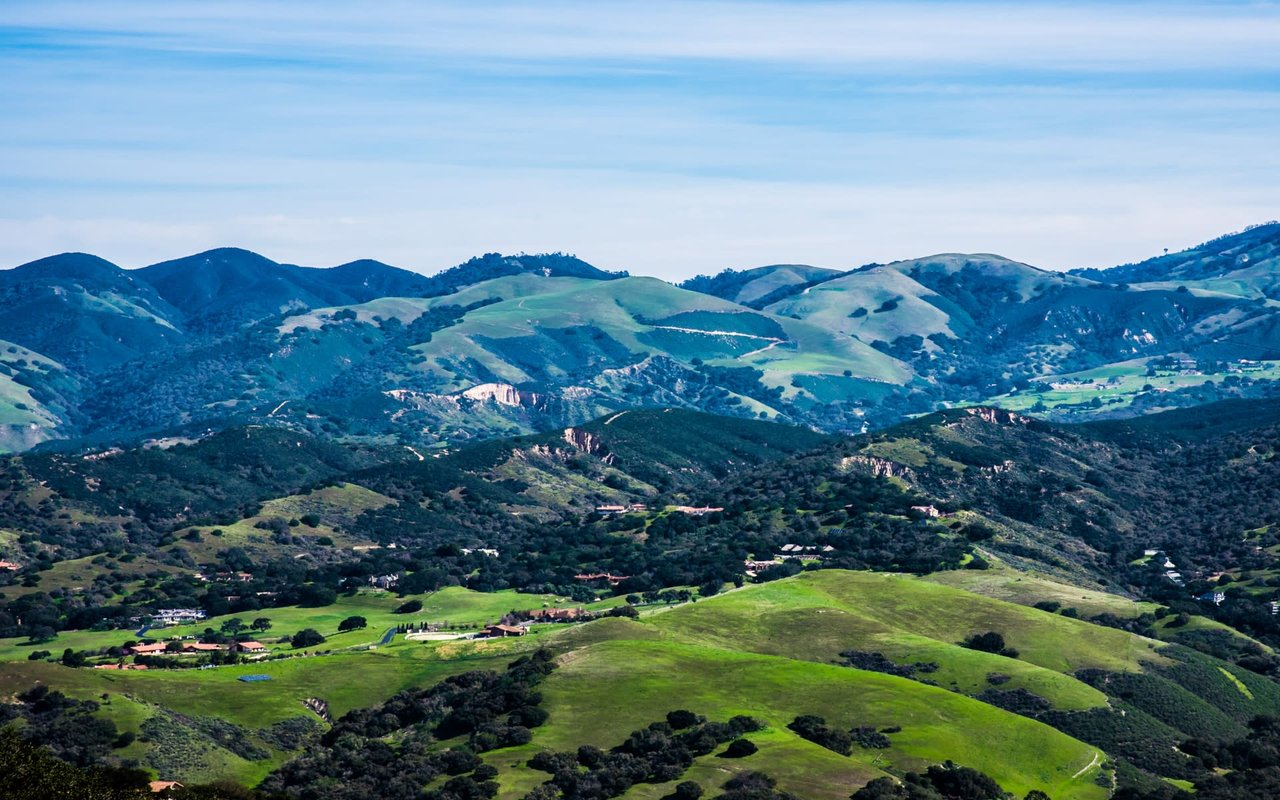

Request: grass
left=487, top=638, right=1105, bottom=800
left=982, top=358, right=1280, bottom=414
left=0, top=586, right=630, bottom=662
left=1, top=570, right=1219, bottom=797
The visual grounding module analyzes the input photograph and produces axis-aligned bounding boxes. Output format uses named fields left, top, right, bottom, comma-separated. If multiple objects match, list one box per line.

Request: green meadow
left=0, top=571, right=1139, bottom=798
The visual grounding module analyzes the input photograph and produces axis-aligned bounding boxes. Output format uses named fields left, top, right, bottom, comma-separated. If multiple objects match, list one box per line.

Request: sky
left=2, top=1, right=1278, bottom=280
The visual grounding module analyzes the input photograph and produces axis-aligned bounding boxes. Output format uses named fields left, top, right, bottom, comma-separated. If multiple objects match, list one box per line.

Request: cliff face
left=562, top=427, right=615, bottom=463
left=460, top=382, right=546, bottom=408
left=839, top=454, right=913, bottom=481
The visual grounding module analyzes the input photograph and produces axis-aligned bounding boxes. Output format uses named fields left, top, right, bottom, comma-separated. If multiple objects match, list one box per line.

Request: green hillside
left=12, top=570, right=1280, bottom=798
left=0, top=572, right=1151, bottom=798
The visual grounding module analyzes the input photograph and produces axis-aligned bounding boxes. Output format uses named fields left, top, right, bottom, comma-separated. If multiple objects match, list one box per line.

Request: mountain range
left=2, top=223, right=1279, bottom=454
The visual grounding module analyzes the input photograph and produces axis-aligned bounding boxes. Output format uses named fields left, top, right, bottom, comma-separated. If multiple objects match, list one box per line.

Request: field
left=0, top=571, right=1136, bottom=798
left=982, top=358, right=1280, bottom=415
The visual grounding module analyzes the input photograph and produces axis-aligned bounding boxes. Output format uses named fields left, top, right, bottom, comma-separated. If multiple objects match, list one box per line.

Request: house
left=1161, top=558, right=1176, bottom=569
left=483, top=624, right=526, bottom=638
left=1198, top=591, right=1227, bottom=606
left=214, top=572, right=254, bottom=583
left=1142, top=549, right=1159, bottom=557
left=1270, top=601, right=1279, bottom=616
left=0, top=560, right=19, bottom=570
left=369, top=574, right=399, bottom=590
left=672, top=506, right=724, bottom=516
left=153, top=608, right=206, bottom=626
left=743, top=559, right=781, bottom=577
left=526, top=608, right=585, bottom=621
left=126, top=642, right=170, bottom=656
left=574, top=572, right=629, bottom=586
left=1164, top=570, right=1184, bottom=586
left=236, top=641, right=267, bottom=653
left=910, top=505, right=943, bottom=518
left=461, top=548, right=500, bottom=557
left=595, top=503, right=648, bottom=516
left=182, top=642, right=227, bottom=653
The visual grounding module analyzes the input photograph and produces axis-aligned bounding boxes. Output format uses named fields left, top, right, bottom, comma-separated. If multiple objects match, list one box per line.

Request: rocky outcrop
left=839, top=454, right=914, bottom=481
left=460, top=382, right=544, bottom=408
left=562, top=427, right=614, bottom=463
left=963, top=407, right=1029, bottom=426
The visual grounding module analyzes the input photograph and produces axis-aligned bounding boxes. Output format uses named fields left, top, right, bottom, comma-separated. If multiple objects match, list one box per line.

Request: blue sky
left=2, top=1, right=1278, bottom=279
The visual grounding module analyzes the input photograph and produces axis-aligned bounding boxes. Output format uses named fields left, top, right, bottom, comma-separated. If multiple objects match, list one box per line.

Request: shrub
left=291, top=629, right=325, bottom=648
left=961, top=631, right=1019, bottom=659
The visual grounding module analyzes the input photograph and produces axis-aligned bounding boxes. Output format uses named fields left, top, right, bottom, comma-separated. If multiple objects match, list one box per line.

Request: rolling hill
left=1073, top=221, right=1280, bottom=301
left=1, top=226, right=1279, bottom=455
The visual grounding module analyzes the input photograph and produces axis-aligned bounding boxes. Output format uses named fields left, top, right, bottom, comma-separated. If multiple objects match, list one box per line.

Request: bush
left=787, top=715, right=852, bottom=756
left=673, top=780, right=703, bottom=800
left=667, top=710, right=702, bottom=730
left=291, top=629, right=325, bottom=648
left=961, top=631, right=1019, bottom=659
left=723, top=738, right=758, bottom=758
left=396, top=599, right=424, bottom=614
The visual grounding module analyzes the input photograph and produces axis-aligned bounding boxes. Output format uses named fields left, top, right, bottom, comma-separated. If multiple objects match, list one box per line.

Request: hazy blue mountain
left=0, top=252, right=184, bottom=372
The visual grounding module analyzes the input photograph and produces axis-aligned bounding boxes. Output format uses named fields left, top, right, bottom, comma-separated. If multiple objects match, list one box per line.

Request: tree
left=250, top=617, right=272, bottom=631
left=338, top=616, right=367, bottom=632
left=60, top=648, right=86, bottom=668
left=960, top=631, right=1019, bottom=659
left=723, top=738, right=758, bottom=757
left=291, top=629, right=326, bottom=648
left=396, top=599, right=424, bottom=614
left=219, top=617, right=246, bottom=635
left=673, top=781, right=704, bottom=800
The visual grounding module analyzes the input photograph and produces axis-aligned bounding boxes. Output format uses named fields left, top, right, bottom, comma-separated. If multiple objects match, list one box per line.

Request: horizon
left=6, top=217, right=1277, bottom=281
left=4, top=1, right=1280, bottom=279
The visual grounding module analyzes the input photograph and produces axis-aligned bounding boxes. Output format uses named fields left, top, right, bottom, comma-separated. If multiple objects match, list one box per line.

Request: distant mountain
left=134, top=248, right=438, bottom=332
left=0, top=253, right=184, bottom=373
left=2, top=229, right=1280, bottom=454
left=1072, top=222, right=1280, bottom=301
left=679, top=263, right=838, bottom=306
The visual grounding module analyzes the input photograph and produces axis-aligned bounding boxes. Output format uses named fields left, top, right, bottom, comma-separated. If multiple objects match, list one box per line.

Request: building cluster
left=594, top=503, right=648, bottom=515
left=152, top=608, right=207, bottom=626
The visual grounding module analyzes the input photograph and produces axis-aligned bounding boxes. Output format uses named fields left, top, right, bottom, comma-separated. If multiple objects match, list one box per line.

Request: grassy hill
left=679, top=264, right=840, bottom=306
left=11, top=570, right=1280, bottom=797
left=1073, top=221, right=1280, bottom=300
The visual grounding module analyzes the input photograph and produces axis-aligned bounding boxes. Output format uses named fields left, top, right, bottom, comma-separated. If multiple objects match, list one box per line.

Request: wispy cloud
left=1, top=1, right=1278, bottom=276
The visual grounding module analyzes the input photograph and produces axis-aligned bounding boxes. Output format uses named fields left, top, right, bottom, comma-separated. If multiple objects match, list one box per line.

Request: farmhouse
left=236, top=641, right=267, bottom=653
left=182, top=642, right=227, bottom=652
left=0, top=560, right=19, bottom=570
left=672, top=505, right=724, bottom=515
left=910, top=505, right=943, bottom=518
left=125, top=642, right=170, bottom=656
left=525, top=607, right=585, bottom=621
left=595, top=503, right=648, bottom=515
left=574, top=572, right=628, bottom=586
left=483, top=623, right=526, bottom=638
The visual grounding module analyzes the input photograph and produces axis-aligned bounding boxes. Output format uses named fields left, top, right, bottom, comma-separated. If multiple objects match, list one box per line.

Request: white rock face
left=460, top=383, right=540, bottom=406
